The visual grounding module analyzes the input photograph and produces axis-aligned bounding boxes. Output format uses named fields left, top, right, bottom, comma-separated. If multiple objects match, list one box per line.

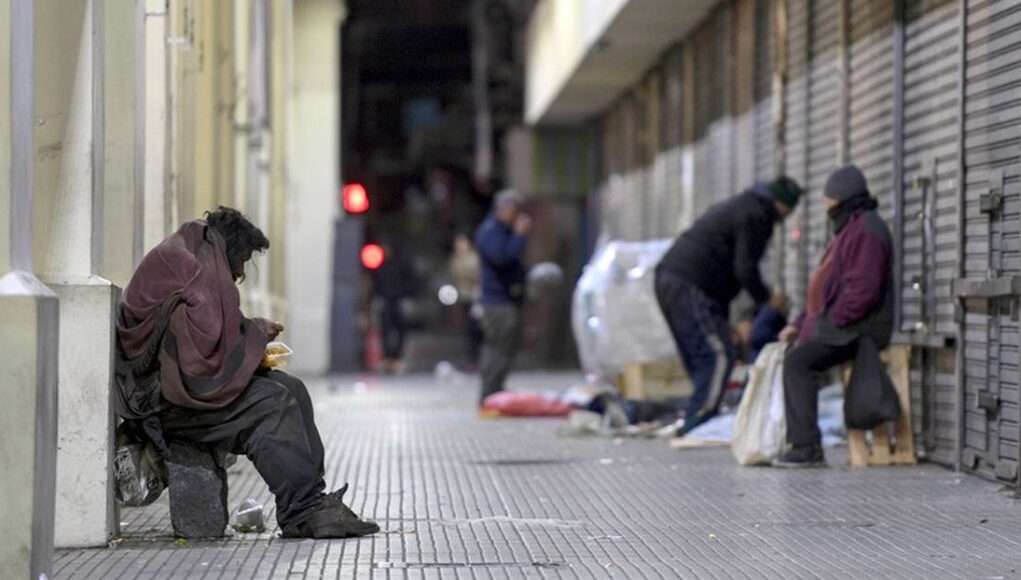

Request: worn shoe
left=281, top=484, right=381, bottom=539
left=773, top=444, right=827, bottom=468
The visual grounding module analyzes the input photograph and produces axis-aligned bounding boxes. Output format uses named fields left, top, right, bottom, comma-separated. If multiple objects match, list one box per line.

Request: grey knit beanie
left=824, top=164, right=869, bottom=202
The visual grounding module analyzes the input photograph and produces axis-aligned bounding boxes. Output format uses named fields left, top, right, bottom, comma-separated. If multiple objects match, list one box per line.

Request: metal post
left=954, top=0, right=967, bottom=473
left=892, top=0, right=906, bottom=333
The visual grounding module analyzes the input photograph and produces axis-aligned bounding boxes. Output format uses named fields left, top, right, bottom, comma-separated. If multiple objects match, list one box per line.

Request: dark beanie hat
left=824, top=164, right=869, bottom=202
left=768, top=176, right=803, bottom=209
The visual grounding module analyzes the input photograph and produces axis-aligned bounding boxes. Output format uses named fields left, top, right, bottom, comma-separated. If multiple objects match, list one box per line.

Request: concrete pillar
left=288, top=0, right=346, bottom=375
left=143, top=0, right=169, bottom=253
left=0, top=0, right=61, bottom=577
left=33, top=0, right=120, bottom=548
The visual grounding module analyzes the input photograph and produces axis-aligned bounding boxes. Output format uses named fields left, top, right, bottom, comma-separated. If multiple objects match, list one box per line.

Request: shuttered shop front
left=958, top=0, right=1021, bottom=482
left=901, top=0, right=961, bottom=466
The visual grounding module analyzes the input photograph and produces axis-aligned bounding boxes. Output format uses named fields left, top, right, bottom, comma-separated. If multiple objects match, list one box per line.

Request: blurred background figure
left=449, top=232, right=483, bottom=370
left=475, top=189, right=531, bottom=405
left=371, top=244, right=417, bottom=374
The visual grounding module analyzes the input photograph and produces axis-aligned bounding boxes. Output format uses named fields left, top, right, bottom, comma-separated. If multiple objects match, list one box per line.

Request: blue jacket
left=749, top=306, right=787, bottom=361
left=474, top=216, right=526, bottom=304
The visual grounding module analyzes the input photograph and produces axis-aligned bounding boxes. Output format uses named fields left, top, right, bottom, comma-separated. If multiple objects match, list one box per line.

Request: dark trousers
left=461, top=302, right=483, bottom=365
left=479, top=302, right=522, bottom=405
left=654, top=269, right=735, bottom=434
left=783, top=339, right=857, bottom=446
left=380, top=299, right=406, bottom=360
left=160, top=370, right=326, bottom=529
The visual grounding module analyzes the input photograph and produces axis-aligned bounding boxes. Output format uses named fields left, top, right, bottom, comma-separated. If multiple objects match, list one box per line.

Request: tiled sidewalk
left=56, top=372, right=1021, bottom=579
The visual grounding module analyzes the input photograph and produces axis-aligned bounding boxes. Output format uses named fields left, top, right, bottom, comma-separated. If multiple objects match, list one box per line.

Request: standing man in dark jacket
left=656, top=177, right=803, bottom=436
left=774, top=164, right=894, bottom=467
left=474, top=189, right=530, bottom=406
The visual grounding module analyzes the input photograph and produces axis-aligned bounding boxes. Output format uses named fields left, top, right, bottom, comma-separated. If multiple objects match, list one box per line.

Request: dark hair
left=204, top=206, right=270, bottom=281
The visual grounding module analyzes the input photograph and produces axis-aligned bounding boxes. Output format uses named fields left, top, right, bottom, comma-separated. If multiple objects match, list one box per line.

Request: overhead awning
left=525, top=0, right=721, bottom=126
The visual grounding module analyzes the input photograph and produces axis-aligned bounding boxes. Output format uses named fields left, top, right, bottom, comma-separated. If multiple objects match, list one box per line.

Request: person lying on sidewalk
left=113, top=207, right=380, bottom=539
left=773, top=165, right=894, bottom=468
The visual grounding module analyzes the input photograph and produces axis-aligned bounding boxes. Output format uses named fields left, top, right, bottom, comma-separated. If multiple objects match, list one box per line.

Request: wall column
left=289, top=0, right=345, bottom=375
left=0, top=0, right=61, bottom=577
left=33, top=0, right=122, bottom=548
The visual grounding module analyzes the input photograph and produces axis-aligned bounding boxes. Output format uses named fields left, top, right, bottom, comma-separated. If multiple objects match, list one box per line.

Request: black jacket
left=657, top=186, right=779, bottom=309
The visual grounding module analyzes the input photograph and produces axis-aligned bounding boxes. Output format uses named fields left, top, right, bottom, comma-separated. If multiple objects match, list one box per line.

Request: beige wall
left=0, top=0, right=10, bottom=276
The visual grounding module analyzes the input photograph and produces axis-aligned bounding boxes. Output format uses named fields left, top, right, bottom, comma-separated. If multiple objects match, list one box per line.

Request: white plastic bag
left=731, top=343, right=787, bottom=465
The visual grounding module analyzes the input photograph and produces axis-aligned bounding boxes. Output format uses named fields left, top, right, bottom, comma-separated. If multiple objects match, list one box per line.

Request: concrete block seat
left=164, top=441, right=230, bottom=538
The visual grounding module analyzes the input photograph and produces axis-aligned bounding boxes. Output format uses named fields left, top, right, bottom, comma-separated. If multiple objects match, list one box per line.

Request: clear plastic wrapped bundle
left=572, top=239, right=680, bottom=380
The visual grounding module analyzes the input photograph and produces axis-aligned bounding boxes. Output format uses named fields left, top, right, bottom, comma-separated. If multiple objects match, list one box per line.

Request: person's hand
left=513, top=214, right=532, bottom=235
left=779, top=324, right=798, bottom=343
left=257, top=318, right=284, bottom=340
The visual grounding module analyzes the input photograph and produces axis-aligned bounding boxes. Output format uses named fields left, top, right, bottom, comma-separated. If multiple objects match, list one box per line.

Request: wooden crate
left=617, top=361, right=693, bottom=400
left=844, top=345, right=916, bottom=467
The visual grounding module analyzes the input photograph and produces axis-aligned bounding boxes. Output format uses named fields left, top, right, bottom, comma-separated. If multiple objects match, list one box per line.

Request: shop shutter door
left=901, top=0, right=961, bottom=466
left=960, top=0, right=1021, bottom=483
left=783, top=0, right=810, bottom=312
left=754, top=0, right=776, bottom=183
left=805, top=0, right=841, bottom=269
left=735, top=0, right=758, bottom=193
left=662, top=46, right=685, bottom=237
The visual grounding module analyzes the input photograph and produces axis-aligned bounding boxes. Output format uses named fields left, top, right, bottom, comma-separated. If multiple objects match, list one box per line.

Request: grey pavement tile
left=56, top=372, right=1021, bottom=579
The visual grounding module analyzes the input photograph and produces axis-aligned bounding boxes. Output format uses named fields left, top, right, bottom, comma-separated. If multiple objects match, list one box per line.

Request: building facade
left=527, top=0, right=1021, bottom=483
left=0, top=0, right=345, bottom=576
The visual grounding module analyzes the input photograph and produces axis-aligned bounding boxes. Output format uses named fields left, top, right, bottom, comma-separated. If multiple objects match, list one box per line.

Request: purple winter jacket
left=794, top=208, right=894, bottom=348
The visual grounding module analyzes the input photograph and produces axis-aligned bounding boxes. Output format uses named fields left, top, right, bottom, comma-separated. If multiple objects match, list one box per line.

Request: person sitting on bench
left=774, top=165, right=894, bottom=468
left=113, top=206, right=380, bottom=539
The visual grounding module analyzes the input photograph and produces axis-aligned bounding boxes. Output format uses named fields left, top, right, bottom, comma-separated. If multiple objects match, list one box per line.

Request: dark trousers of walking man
left=478, top=303, right=523, bottom=405
left=654, top=268, right=735, bottom=435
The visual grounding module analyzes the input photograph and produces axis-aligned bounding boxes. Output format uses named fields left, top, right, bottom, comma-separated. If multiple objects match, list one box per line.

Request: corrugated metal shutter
left=901, top=0, right=961, bottom=466
left=806, top=0, right=840, bottom=268
left=754, top=0, right=776, bottom=182
left=693, top=22, right=718, bottom=218
left=711, top=8, right=735, bottom=203
left=662, top=45, right=685, bottom=237
left=960, top=0, right=1021, bottom=483
left=848, top=0, right=895, bottom=219
left=734, top=0, right=758, bottom=194
left=783, top=0, right=810, bottom=312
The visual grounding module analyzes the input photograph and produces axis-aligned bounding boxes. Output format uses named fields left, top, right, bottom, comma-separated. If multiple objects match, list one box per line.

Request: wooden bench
left=843, top=345, right=916, bottom=467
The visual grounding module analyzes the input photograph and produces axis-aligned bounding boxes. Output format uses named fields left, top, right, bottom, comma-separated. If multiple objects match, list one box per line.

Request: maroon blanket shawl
left=117, top=220, right=268, bottom=410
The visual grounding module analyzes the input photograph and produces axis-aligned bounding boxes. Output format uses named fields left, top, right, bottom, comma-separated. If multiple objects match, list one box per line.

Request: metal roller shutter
left=734, top=0, right=758, bottom=194
left=848, top=0, right=895, bottom=219
left=783, top=0, right=810, bottom=311
left=754, top=0, right=776, bottom=183
left=805, top=0, right=840, bottom=269
left=711, top=8, right=735, bottom=202
left=959, top=0, right=1021, bottom=483
left=692, top=23, right=718, bottom=218
left=901, top=0, right=961, bottom=466
left=662, top=46, right=685, bottom=237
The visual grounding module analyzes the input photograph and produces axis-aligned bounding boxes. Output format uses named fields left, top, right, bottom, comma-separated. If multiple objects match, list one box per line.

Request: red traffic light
left=361, top=243, right=385, bottom=270
left=343, top=183, right=369, bottom=214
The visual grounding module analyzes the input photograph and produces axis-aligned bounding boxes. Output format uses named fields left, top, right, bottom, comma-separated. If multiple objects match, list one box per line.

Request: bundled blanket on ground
left=115, top=220, right=269, bottom=423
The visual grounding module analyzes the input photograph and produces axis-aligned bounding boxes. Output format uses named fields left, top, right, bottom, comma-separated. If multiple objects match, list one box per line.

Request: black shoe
left=281, top=484, right=381, bottom=539
left=773, top=444, right=826, bottom=468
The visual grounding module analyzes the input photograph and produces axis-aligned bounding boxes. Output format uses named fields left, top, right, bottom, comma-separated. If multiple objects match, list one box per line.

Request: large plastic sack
left=571, top=239, right=679, bottom=379
left=731, top=343, right=787, bottom=465
left=114, top=422, right=167, bottom=507
left=481, top=391, right=574, bottom=417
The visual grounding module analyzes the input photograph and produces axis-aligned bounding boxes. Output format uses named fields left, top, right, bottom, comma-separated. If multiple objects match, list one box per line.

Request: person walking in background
left=774, top=165, right=894, bottom=468
left=449, top=232, right=483, bottom=370
left=474, top=189, right=530, bottom=406
left=655, top=177, right=803, bottom=437
left=371, top=243, right=415, bottom=374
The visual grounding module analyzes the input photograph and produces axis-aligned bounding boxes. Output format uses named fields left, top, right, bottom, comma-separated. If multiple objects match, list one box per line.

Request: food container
left=262, top=341, right=293, bottom=369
